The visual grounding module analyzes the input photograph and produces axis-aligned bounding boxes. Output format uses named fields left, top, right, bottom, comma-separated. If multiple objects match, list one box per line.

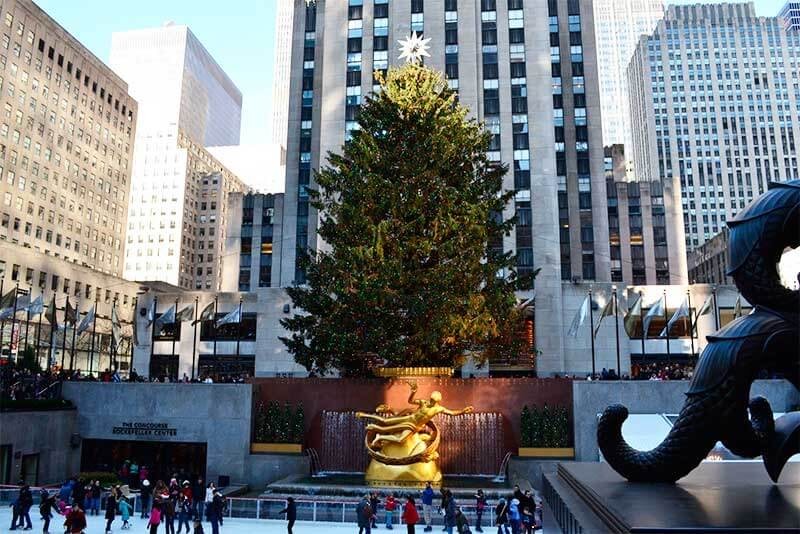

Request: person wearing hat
left=140, top=480, right=152, bottom=519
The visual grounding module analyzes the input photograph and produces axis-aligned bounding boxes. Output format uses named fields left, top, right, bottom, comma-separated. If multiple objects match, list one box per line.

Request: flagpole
left=663, top=290, right=670, bottom=363
left=130, top=297, right=137, bottom=370
left=639, top=290, right=646, bottom=359
left=236, top=297, right=243, bottom=360
left=613, top=286, right=620, bottom=377
left=0, top=278, right=5, bottom=361
left=191, top=296, right=198, bottom=381
left=112, top=298, right=118, bottom=371
left=35, top=292, right=44, bottom=370
left=172, top=297, right=178, bottom=376
left=150, top=296, right=158, bottom=378
left=10, top=283, right=19, bottom=365
left=687, top=289, right=695, bottom=359
left=61, top=296, right=69, bottom=370
left=71, top=302, right=79, bottom=373
left=711, top=286, right=720, bottom=330
left=588, top=289, right=595, bottom=378
left=212, top=296, right=218, bottom=378
left=48, top=294, right=56, bottom=372
left=89, top=295, right=98, bottom=377
left=23, top=309, right=30, bottom=352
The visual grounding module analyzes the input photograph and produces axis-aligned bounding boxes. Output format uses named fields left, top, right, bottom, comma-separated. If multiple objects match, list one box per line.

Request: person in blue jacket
left=421, top=482, right=435, bottom=532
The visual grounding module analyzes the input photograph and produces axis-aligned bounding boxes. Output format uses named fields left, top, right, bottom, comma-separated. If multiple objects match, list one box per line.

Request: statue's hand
left=462, top=406, right=474, bottom=414
left=406, top=380, right=418, bottom=392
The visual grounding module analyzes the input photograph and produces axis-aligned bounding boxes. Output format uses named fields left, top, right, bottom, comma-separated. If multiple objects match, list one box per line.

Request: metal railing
left=0, top=488, right=497, bottom=527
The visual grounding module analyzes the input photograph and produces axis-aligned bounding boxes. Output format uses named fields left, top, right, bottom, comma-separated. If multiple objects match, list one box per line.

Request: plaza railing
left=0, top=487, right=497, bottom=528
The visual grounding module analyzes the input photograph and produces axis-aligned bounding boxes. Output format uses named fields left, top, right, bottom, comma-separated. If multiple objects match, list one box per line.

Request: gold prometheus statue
left=356, top=381, right=473, bottom=486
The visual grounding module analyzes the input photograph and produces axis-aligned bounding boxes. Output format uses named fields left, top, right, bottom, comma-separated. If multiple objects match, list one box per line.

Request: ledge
left=250, top=443, right=303, bottom=454
left=518, top=447, right=574, bottom=458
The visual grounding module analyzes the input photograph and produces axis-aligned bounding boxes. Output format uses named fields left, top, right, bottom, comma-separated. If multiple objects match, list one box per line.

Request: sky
left=33, top=0, right=787, bottom=146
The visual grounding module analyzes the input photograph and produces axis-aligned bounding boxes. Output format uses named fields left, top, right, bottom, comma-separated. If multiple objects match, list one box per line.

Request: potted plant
left=518, top=403, right=574, bottom=457
left=251, top=401, right=305, bottom=454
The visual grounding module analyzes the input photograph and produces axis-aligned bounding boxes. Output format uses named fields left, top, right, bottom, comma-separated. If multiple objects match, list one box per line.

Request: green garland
left=253, top=401, right=305, bottom=444
left=519, top=403, right=571, bottom=448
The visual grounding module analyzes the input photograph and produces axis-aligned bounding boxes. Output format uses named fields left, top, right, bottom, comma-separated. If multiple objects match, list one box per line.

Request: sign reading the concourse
left=112, top=421, right=178, bottom=437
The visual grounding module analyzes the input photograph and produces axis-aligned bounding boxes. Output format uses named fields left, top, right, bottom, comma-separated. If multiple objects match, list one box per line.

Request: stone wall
left=572, top=379, right=800, bottom=461
left=0, top=409, right=81, bottom=485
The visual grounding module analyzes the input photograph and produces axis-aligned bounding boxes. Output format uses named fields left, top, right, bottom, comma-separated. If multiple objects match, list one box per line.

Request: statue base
left=364, top=433, right=442, bottom=488
left=364, top=458, right=442, bottom=488
left=544, top=462, right=800, bottom=532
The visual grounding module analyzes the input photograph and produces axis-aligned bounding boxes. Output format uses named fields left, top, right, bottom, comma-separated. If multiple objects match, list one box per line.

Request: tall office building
left=110, top=25, right=248, bottom=289
left=282, top=0, right=610, bottom=373
left=605, top=145, right=687, bottom=285
left=781, top=2, right=800, bottom=31
left=0, top=0, right=137, bottom=277
left=272, top=1, right=295, bottom=147
left=592, top=0, right=664, bottom=149
left=628, top=3, right=800, bottom=251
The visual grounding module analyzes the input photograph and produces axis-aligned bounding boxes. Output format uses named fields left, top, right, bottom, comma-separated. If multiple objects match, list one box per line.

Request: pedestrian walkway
left=0, top=508, right=358, bottom=533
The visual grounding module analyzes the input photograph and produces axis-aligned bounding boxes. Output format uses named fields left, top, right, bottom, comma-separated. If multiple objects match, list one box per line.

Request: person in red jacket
left=65, top=502, right=87, bottom=534
left=385, top=493, right=397, bottom=529
left=402, top=496, right=420, bottom=534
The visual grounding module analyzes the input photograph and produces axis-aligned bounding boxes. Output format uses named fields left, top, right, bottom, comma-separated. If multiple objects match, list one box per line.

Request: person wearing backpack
left=356, top=494, right=373, bottom=534
left=401, top=496, right=420, bottom=534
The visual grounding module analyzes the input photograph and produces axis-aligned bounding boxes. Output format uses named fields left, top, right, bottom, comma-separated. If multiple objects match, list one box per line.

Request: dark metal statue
left=597, top=180, right=800, bottom=483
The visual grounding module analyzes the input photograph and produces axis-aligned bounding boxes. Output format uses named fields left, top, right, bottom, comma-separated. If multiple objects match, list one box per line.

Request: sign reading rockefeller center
left=112, top=421, right=179, bottom=437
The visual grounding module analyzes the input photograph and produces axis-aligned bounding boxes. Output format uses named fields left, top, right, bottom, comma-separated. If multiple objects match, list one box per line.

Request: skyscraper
left=271, top=1, right=295, bottom=147
left=780, top=1, right=800, bottom=31
left=628, top=3, right=800, bottom=251
left=0, top=0, right=137, bottom=278
left=110, top=24, right=248, bottom=289
left=281, top=0, right=611, bottom=373
left=592, top=0, right=664, bottom=149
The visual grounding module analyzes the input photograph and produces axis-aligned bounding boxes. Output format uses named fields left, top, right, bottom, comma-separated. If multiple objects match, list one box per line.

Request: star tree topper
left=398, top=32, right=431, bottom=63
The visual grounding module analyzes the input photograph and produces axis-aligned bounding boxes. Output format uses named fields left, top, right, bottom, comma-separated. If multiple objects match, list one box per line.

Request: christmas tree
left=281, top=63, right=530, bottom=376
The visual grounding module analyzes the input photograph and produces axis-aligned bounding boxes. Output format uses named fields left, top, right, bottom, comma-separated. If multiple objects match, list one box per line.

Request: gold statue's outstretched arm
left=406, top=380, right=421, bottom=405
left=441, top=406, right=474, bottom=416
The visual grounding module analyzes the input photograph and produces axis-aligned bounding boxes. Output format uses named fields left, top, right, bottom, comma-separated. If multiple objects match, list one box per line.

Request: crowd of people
left=630, top=362, right=695, bottom=381
left=351, top=483, right=543, bottom=534
left=8, top=475, right=227, bottom=534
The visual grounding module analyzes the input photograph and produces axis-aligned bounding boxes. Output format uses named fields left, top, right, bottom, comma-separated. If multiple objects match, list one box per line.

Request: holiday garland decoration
left=519, top=403, right=571, bottom=448
left=280, top=62, right=534, bottom=377
left=254, top=401, right=305, bottom=444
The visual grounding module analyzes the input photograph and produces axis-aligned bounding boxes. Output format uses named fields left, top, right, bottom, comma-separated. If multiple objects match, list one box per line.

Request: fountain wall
left=251, top=377, right=572, bottom=465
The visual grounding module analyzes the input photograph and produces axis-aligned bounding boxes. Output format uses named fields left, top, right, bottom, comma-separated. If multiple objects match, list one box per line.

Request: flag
left=46, top=296, right=59, bottom=331
left=0, top=287, right=16, bottom=309
left=661, top=295, right=689, bottom=337
left=567, top=295, right=590, bottom=337
left=215, top=306, right=241, bottom=328
left=12, top=294, right=31, bottom=313
left=624, top=294, right=643, bottom=338
left=176, top=304, right=195, bottom=322
left=0, top=307, right=13, bottom=321
left=64, top=299, right=78, bottom=325
left=642, top=295, right=665, bottom=338
left=692, top=295, right=714, bottom=334
left=154, top=305, right=176, bottom=330
left=733, top=295, right=743, bottom=319
left=194, top=301, right=215, bottom=325
left=77, top=306, right=95, bottom=335
left=26, top=295, right=44, bottom=316
left=111, top=304, right=122, bottom=351
left=593, top=295, right=616, bottom=338
left=146, top=299, right=156, bottom=326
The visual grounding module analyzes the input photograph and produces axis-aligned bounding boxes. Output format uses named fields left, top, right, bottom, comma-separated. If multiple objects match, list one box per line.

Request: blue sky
left=34, top=0, right=786, bottom=145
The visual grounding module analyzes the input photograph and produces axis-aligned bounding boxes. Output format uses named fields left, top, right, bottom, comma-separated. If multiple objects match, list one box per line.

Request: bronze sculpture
left=356, top=381, right=473, bottom=485
left=597, top=180, right=800, bottom=483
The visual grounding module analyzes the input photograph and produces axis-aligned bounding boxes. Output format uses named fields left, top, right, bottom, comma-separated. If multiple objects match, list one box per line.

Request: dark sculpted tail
left=596, top=367, right=752, bottom=482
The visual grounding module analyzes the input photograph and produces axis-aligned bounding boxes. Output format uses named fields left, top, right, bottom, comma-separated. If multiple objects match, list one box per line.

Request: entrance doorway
left=80, top=439, right=207, bottom=486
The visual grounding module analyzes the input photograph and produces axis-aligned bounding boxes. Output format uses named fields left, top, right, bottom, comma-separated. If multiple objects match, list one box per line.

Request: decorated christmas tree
left=281, top=62, right=530, bottom=376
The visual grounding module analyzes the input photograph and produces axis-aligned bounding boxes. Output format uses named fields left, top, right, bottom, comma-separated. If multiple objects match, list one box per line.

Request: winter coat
left=279, top=500, right=296, bottom=521
left=149, top=507, right=162, bottom=526
left=118, top=498, right=132, bottom=521
left=105, top=494, right=117, bottom=520
left=66, top=509, right=87, bottom=533
left=401, top=502, right=419, bottom=525
left=356, top=499, right=373, bottom=528
left=385, top=496, right=397, bottom=512
left=19, top=487, right=33, bottom=509
left=508, top=499, right=520, bottom=522
left=495, top=501, right=508, bottom=525
left=444, top=498, right=457, bottom=528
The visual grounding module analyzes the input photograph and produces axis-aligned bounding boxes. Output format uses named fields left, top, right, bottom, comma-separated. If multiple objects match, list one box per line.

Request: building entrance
left=81, top=439, right=206, bottom=486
